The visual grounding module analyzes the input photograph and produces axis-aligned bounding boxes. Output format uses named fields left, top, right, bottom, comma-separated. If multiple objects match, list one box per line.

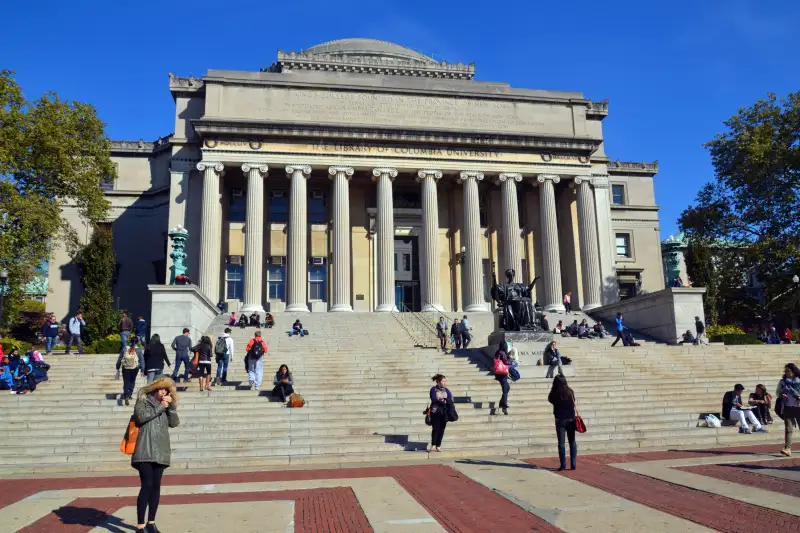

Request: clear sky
left=2, top=0, right=798, bottom=238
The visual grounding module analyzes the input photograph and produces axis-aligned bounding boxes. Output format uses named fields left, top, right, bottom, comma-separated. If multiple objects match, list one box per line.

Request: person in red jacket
left=244, top=331, right=268, bottom=391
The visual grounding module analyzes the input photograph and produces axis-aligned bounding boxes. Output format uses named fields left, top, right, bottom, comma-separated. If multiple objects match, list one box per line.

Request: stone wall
left=148, top=284, right=220, bottom=344
left=590, top=287, right=706, bottom=344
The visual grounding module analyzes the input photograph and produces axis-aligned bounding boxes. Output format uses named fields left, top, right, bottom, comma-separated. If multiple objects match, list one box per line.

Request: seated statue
left=490, top=267, right=541, bottom=331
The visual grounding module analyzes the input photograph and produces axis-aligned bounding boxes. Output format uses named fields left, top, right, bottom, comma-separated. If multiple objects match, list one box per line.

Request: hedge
left=710, top=333, right=763, bottom=345
left=92, top=339, right=121, bottom=354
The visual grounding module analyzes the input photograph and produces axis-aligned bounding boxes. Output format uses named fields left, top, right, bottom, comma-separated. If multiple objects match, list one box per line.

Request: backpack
left=248, top=339, right=264, bottom=360
left=121, top=350, right=139, bottom=370
left=214, top=336, right=228, bottom=357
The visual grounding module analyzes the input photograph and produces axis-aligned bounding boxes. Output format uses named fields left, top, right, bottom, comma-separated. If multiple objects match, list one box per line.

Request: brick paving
left=677, top=458, right=800, bottom=498
left=523, top=445, right=800, bottom=533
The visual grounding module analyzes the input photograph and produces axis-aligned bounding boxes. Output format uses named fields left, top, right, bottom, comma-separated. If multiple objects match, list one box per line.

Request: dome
left=302, top=38, right=438, bottom=64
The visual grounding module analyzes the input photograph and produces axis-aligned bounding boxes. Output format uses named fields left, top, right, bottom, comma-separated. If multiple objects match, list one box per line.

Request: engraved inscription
left=225, top=87, right=574, bottom=136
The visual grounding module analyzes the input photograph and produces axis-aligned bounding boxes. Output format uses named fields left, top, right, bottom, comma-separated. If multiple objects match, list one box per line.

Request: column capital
left=498, top=172, right=523, bottom=183
left=285, top=164, right=312, bottom=177
left=590, top=174, right=610, bottom=189
left=417, top=169, right=443, bottom=181
left=372, top=167, right=398, bottom=180
left=536, top=174, right=560, bottom=185
left=197, top=162, right=224, bottom=173
left=571, top=175, right=594, bottom=188
left=459, top=171, right=484, bottom=182
left=241, top=163, right=269, bottom=175
left=328, top=166, right=354, bottom=179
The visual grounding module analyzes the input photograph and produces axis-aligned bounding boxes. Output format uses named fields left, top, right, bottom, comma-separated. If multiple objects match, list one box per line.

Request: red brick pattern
left=677, top=459, right=800, bottom=498
left=523, top=446, right=800, bottom=533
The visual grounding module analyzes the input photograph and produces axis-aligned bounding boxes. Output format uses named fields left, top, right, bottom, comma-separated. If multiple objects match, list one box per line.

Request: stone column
left=239, top=164, right=268, bottom=313
left=285, top=164, right=312, bottom=313
left=591, top=174, right=618, bottom=304
left=537, top=174, right=565, bottom=313
left=574, top=176, right=602, bottom=310
left=328, top=166, right=354, bottom=312
left=197, top=162, right=224, bottom=301
left=499, top=173, right=523, bottom=282
left=418, top=169, right=443, bottom=312
left=372, top=167, right=398, bottom=312
left=460, top=171, right=488, bottom=312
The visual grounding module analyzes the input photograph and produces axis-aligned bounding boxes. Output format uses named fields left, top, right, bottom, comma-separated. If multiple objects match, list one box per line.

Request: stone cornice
left=191, top=118, right=603, bottom=153
left=269, top=50, right=475, bottom=80
left=586, top=99, right=609, bottom=119
left=611, top=204, right=660, bottom=212
left=607, top=160, right=659, bottom=175
left=168, top=73, right=204, bottom=95
left=111, top=135, right=173, bottom=155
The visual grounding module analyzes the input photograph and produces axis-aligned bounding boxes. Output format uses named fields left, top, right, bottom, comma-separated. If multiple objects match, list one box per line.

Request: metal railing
left=390, top=303, right=442, bottom=349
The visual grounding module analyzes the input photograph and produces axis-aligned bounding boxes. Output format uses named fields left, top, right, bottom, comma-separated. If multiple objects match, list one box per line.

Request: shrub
left=792, top=330, right=800, bottom=343
left=19, top=300, right=46, bottom=313
left=91, top=338, right=120, bottom=354
left=0, top=338, right=33, bottom=353
left=711, top=333, right=763, bottom=345
left=79, top=225, right=116, bottom=343
left=104, top=333, right=121, bottom=342
left=9, top=310, right=49, bottom=343
left=707, top=324, right=745, bottom=338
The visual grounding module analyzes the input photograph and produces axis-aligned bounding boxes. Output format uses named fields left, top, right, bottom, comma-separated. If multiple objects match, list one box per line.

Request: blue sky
left=3, top=0, right=798, bottom=237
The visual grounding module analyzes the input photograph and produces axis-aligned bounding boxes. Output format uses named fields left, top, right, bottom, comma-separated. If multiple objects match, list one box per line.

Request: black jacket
left=548, top=389, right=576, bottom=420
left=144, top=343, right=171, bottom=372
left=722, top=391, right=739, bottom=420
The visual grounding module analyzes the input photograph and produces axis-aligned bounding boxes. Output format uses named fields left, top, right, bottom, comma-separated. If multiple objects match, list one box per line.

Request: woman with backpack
left=429, top=373, right=452, bottom=451
left=548, top=374, right=578, bottom=471
left=131, top=375, right=179, bottom=533
left=117, top=337, right=144, bottom=405
left=192, top=336, right=213, bottom=392
left=777, top=362, right=800, bottom=457
left=493, top=343, right=512, bottom=415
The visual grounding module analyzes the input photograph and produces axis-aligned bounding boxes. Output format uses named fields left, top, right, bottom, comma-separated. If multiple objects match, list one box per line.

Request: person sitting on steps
left=227, top=312, right=237, bottom=326
left=722, top=383, right=769, bottom=434
left=749, top=384, right=773, bottom=426
left=249, top=312, right=260, bottom=327
left=680, top=330, right=696, bottom=344
left=271, top=364, right=294, bottom=404
left=265, top=313, right=275, bottom=328
left=237, top=314, right=248, bottom=329
left=289, top=319, right=305, bottom=337
left=553, top=320, right=564, bottom=335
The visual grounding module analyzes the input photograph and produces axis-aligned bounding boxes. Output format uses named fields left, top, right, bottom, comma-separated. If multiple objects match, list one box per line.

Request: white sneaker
left=755, top=427, right=769, bottom=433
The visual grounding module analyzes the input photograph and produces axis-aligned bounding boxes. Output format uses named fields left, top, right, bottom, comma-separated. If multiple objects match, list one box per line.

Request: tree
left=0, top=70, right=115, bottom=327
left=78, top=224, right=116, bottom=343
left=680, top=91, right=800, bottom=325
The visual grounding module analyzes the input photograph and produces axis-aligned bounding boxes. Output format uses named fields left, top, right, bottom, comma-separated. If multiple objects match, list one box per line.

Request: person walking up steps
left=548, top=374, right=578, bottom=471
left=213, top=328, right=234, bottom=386
left=143, top=335, right=171, bottom=385
left=493, top=343, right=512, bottom=415
left=777, top=363, right=800, bottom=456
left=119, top=312, right=134, bottom=355
left=192, top=336, right=213, bottom=392
left=245, top=331, right=268, bottom=392
left=611, top=313, right=627, bottom=347
left=117, top=338, right=144, bottom=406
left=429, top=374, right=452, bottom=452
left=170, top=329, right=192, bottom=383
left=65, top=311, right=85, bottom=355
left=131, top=376, right=179, bottom=533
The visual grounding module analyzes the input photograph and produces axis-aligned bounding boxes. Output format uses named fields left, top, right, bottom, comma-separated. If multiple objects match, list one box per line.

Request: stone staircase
left=0, top=311, right=796, bottom=477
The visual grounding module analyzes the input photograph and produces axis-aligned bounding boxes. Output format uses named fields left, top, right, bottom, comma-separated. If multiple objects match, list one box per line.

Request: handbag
left=446, top=400, right=459, bottom=422
left=192, top=351, right=199, bottom=367
left=571, top=392, right=587, bottom=433
left=493, top=358, right=509, bottom=376
left=775, top=397, right=784, bottom=420
left=288, top=393, right=305, bottom=408
left=424, top=405, right=432, bottom=426
left=119, top=416, right=139, bottom=455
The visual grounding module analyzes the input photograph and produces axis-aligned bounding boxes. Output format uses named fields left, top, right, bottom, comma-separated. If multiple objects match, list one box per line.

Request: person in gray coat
left=131, top=375, right=179, bottom=533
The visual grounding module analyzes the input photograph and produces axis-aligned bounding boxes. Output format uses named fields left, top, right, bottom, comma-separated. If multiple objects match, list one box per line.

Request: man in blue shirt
left=65, top=312, right=85, bottom=355
left=41, top=315, right=60, bottom=355
left=611, top=312, right=626, bottom=347
left=135, top=315, right=147, bottom=345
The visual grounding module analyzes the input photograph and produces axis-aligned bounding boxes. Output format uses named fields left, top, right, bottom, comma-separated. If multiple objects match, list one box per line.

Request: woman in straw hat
left=131, top=375, right=180, bottom=533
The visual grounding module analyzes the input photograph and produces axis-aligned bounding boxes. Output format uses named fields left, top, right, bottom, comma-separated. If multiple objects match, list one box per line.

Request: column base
left=463, top=302, right=489, bottom=313
left=581, top=303, right=601, bottom=312
left=240, top=304, right=266, bottom=314
left=329, top=304, right=353, bottom=312
left=285, top=304, right=310, bottom=313
left=421, top=303, right=443, bottom=313
left=544, top=303, right=567, bottom=313
left=375, top=304, right=398, bottom=312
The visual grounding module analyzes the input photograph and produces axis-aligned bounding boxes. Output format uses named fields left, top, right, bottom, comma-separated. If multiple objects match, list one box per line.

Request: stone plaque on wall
left=222, top=86, right=576, bottom=136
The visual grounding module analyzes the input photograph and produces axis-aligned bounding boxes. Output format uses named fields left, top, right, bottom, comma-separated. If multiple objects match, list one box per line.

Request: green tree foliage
left=0, top=70, right=115, bottom=327
left=680, top=91, right=800, bottom=324
left=78, top=224, right=116, bottom=343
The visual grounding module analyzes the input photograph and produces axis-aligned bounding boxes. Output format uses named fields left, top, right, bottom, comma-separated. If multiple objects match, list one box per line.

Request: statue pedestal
left=482, top=330, right=574, bottom=378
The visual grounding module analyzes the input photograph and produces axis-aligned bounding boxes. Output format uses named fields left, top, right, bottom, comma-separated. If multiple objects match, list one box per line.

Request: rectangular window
left=611, top=184, right=626, bottom=205
left=403, top=253, right=411, bottom=272
left=309, top=191, right=327, bottom=224
left=479, top=196, right=488, bottom=227
left=225, top=264, right=244, bottom=301
left=615, top=233, right=631, bottom=257
left=229, top=190, right=246, bottom=222
left=309, top=265, right=327, bottom=301
left=268, top=191, right=288, bottom=223
left=267, top=264, right=285, bottom=300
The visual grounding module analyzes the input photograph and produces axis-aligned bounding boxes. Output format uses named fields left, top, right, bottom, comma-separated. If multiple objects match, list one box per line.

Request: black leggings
left=135, top=462, right=166, bottom=524
left=431, top=409, right=447, bottom=447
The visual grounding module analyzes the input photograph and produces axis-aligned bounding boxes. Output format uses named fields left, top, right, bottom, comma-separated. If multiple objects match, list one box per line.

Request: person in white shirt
left=213, top=327, right=235, bottom=386
left=65, top=312, right=86, bottom=355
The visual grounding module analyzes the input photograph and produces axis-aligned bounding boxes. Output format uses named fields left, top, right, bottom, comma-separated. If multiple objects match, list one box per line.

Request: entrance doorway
left=394, top=236, right=420, bottom=311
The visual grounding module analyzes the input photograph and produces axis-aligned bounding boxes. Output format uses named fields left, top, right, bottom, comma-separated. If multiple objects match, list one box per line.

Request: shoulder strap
left=570, top=391, right=580, bottom=417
